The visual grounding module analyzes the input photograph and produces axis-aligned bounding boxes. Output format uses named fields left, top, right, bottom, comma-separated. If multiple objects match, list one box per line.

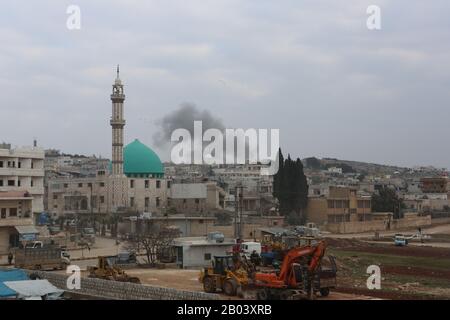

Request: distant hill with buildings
left=303, top=156, right=446, bottom=177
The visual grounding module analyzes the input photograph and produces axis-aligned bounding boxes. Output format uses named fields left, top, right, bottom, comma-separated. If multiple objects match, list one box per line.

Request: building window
left=0, top=180, right=3, bottom=187
left=167, top=181, right=171, bottom=189
left=100, top=196, right=105, bottom=204
left=53, top=205, right=58, bottom=209
left=31, top=180, right=34, bottom=187
left=18, top=161, right=21, bottom=168
left=156, top=180, right=161, bottom=189
left=64, top=183, right=68, bottom=188
left=204, top=253, right=211, bottom=261
left=357, top=200, right=364, bottom=208
left=0, top=161, right=3, bottom=167
left=100, top=182, right=105, bottom=187
left=53, top=194, right=58, bottom=200
left=9, top=208, right=17, bottom=217
left=78, top=183, right=83, bottom=188
left=145, top=197, right=149, bottom=208
left=130, top=197, right=135, bottom=207
left=327, top=200, right=334, bottom=209
left=195, top=199, right=200, bottom=204
left=31, top=161, right=34, bottom=169
left=18, top=180, right=21, bottom=187
left=156, top=197, right=160, bottom=207
left=144, top=180, right=149, bottom=188
left=130, top=180, right=134, bottom=188
left=88, top=183, right=92, bottom=188
left=1, top=208, right=6, bottom=219
left=8, top=180, right=15, bottom=186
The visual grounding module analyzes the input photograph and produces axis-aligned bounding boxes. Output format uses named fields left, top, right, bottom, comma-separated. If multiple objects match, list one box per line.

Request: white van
left=240, top=241, right=261, bottom=259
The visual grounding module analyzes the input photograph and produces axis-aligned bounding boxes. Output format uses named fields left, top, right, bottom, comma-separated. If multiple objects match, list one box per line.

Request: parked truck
left=14, top=247, right=70, bottom=270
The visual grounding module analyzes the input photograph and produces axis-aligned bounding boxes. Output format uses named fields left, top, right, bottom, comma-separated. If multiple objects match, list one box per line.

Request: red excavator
left=253, top=240, right=327, bottom=300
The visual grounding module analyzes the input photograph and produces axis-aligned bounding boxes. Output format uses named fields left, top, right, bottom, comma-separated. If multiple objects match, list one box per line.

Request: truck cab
left=25, top=241, right=44, bottom=249
left=240, top=242, right=261, bottom=259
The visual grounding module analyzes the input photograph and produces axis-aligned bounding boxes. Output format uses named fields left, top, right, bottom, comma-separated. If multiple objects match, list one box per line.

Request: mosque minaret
left=110, top=65, right=126, bottom=176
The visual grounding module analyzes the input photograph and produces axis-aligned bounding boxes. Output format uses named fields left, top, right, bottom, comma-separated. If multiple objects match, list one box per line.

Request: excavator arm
left=254, top=241, right=327, bottom=288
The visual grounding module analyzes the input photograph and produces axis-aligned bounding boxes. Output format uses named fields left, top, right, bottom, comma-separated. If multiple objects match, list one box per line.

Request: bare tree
left=126, top=221, right=180, bottom=266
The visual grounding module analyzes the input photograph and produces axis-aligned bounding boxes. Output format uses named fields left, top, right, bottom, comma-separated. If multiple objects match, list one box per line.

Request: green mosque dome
left=123, top=139, right=164, bottom=178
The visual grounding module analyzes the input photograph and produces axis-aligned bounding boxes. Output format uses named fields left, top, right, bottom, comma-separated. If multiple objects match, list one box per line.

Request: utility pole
left=89, top=183, right=94, bottom=232
left=234, top=185, right=245, bottom=240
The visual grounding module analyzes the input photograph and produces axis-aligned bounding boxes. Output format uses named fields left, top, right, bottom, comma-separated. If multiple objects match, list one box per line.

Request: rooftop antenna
left=116, top=64, right=120, bottom=79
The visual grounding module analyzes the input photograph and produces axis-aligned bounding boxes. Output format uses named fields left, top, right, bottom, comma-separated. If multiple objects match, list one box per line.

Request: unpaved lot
left=124, top=267, right=375, bottom=300
left=328, top=237, right=450, bottom=299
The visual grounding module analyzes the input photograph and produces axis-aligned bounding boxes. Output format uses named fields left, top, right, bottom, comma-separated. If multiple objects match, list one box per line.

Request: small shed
left=173, top=234, right=236, bottom=269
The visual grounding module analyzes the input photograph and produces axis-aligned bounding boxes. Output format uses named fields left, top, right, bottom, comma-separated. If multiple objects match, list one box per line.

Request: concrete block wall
left=26, top=270, right=219, bottom=300
left=325, top=215, right=432, bottom=234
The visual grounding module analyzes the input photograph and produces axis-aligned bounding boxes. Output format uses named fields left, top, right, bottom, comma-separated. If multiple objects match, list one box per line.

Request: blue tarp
left=0, top=269, right=29, bottom=298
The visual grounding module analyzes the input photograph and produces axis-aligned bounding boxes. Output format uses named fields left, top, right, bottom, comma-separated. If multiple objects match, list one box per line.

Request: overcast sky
left=1, top=1, right=449, bottom=168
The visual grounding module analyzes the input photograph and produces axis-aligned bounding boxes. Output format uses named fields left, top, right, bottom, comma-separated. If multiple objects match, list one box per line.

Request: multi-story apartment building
left=306, top=186, right=372, bottom=225
left=326, top=186, right=372, bottom=223
left=0, top=144, right=44, bottom=253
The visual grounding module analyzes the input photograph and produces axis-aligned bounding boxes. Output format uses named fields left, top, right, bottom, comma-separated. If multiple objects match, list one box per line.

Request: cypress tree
left=272, top=149, right=309, bottom=225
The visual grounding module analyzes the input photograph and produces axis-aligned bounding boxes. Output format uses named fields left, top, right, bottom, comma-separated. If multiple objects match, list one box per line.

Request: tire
left=320, top=288, right=330, bottom=297
left=236, top=285, right=244, bottom=298
left=29, top=273, right=41, bottom=280
left=203, top=276, right=216, bottom=293
left=280, top=291, right=293, bottom=300
left=256, top=289, right=269, bottom=300
left=129, top=277, right=141, bottom=284
left=223, top=279, right=237, bottom=296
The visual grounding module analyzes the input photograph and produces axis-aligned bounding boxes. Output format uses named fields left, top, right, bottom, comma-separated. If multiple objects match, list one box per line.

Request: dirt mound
left=325, top=238, right=371, bottom=249
left=349, top=245, right=450, bottom=259
left=382, top=265, right=450, bottom=280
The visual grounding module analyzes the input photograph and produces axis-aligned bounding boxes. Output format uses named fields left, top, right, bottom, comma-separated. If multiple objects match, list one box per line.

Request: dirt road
left=327, top=223, right=450, bottom=239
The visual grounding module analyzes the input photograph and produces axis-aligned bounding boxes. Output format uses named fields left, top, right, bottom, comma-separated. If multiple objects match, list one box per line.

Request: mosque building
left=47, top=68, right=171, bottom=218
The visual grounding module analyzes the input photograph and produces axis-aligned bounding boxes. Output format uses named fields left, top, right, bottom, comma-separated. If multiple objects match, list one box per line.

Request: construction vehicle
left=199, top=255, right=253, bottom=296
left=15, top=247, right=70, bottom=270
left=313, top=255, right=337, bottom=297
left=252, top=241, right=327, bottom=300
left=88, top=256, right=140, bottom=283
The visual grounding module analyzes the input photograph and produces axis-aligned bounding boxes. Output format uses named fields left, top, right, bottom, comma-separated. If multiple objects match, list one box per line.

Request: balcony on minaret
left=110, top=93, right=125, bottom=102
left=110, top=118, right=126, bottom=126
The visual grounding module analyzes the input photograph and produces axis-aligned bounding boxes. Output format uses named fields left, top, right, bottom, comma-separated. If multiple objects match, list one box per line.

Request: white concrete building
left=173, top=234, right=235, bottom=268
left=0, top=145, right=44, bottom=253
